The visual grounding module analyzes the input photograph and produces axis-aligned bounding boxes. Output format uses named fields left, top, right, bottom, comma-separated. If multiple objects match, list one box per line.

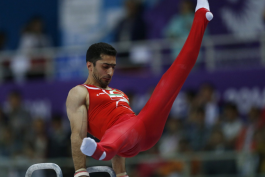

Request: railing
left=0, top=32, right=265, bottom=82
left=0, top=151, right=263, bottom=177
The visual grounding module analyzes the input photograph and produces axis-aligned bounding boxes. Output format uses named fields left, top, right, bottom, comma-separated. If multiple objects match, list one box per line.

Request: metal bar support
left=87, top=166, right=116, bottom=177
left=25, top=163, right=63, bottom=177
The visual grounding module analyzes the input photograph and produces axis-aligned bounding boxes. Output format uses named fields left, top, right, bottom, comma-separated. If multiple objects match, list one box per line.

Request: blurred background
left=0, top=0, right=265, bottom=177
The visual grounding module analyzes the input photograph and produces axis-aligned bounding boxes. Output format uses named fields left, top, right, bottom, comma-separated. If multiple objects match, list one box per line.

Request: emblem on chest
left=96, top=89, right=129, bottom=105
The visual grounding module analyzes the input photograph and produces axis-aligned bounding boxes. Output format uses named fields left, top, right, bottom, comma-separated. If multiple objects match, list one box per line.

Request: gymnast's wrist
left=74, top=168, right=89, bottom=177
left=116, top=172, right=129, bottom=177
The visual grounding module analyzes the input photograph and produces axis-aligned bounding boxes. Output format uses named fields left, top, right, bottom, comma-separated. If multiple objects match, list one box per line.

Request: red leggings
left=94, top=8, right=210, bottom=161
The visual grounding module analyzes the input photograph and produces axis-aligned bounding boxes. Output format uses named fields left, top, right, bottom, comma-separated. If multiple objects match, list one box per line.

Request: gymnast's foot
left=80, top=137, right=106, bottom=160
left=195, top=0, right=213, bottom=21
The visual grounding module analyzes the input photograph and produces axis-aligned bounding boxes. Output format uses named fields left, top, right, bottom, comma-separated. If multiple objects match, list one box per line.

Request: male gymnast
left=66, top=0, right=213, bottom=177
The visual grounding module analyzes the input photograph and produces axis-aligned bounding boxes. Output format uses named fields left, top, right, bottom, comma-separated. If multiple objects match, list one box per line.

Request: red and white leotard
left=82, top=85, right=135, bottom=140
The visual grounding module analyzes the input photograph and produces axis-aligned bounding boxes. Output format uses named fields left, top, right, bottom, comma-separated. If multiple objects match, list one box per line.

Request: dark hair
left=86, top=42, right=117, bottom=65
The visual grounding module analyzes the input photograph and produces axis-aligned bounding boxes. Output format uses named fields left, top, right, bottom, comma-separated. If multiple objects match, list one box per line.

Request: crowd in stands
left=128, top=83, right=265, bottom=177
left=0, top=91, right=70, bottom=158
left=0, top=91, right=71, bottom=177
left=1, top=84, right=265, bottom=177
left=0, top=0, right=202, bottom=81
left=0, top=0, right=265, bottom=80
left=1, top=16, right=52, bottom=83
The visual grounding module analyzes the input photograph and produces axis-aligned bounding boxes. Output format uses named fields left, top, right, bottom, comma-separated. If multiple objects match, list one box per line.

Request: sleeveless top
left=82, top=84, right=135, bottom=139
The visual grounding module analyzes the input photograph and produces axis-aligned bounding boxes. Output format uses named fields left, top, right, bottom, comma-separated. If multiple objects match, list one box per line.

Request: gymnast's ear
left=86, top=61, right=93, bottom=72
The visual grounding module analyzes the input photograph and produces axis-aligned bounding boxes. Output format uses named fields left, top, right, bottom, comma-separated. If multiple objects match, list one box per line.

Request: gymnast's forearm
left=71, top=132, right=87, bottom=171
left=111, top=155, right=126, bottom=174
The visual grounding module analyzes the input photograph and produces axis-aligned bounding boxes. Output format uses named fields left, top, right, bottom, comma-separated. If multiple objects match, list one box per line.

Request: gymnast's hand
left=74, top=168, right=89, bottom=177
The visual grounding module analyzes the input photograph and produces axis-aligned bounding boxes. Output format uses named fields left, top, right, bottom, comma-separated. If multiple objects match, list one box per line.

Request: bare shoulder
left=66, top=85, right=89, bottom=106
left=66, top=85, right=88, bottom=128
left=68, top=85, right=88, bottom=96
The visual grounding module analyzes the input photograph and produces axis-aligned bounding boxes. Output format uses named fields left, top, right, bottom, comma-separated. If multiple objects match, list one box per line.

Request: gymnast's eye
left=103, top=65, right=109, bottom=69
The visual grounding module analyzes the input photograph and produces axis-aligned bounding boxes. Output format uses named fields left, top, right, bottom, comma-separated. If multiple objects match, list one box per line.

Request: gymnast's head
left=86, top=42, right=117, bottom=88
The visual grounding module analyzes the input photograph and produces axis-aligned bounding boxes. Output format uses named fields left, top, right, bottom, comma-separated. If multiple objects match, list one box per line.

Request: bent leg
left=139, top=8, right=213, bottom=151
left=81, top=115, right=145, bottom=161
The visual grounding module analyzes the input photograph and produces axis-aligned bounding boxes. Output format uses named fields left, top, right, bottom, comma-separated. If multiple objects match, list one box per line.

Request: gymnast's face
left=89, top=54, right=116, bottom=88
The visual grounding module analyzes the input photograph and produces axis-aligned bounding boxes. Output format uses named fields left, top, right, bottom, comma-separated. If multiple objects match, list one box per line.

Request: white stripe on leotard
left=82, top=84, right=101, bottom=90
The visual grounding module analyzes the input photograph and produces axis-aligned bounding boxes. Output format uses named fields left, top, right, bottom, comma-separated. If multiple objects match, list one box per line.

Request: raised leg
left=138, top=7, right=213, bottom=151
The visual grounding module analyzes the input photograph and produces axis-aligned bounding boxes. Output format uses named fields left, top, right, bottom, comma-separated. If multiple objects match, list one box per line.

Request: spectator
left=0, top=106, right=8, bottom=130
left=113, top=0, right=148, bottom=65
left=196, top=83, right=219, bottom=127
left=0, top=31, right=11, bottom=81
left=185, top=89, right=197, bottom=110
left=25, top=118, right=48, bottom=159
left=4, top=90, right=31, bottom=141
left=21, top=141, right=35, bottom=160
left=163, top=0, right=194, bottom=58
left=47, top=114, right=71, bottom=158
left=261, top=107, right=265, bottom=124
left=18, top=16, right=51, bottom=51
left=114, top=0, right=146, bottom=43
left=46, top=115, right=71, bottom=177
left=204, top=130, right=233, bottom=152
left=203, top=130, right=238, bottom=175
left=236, top=107, right=264, bottom=152
left=0, top=30, right=7, bottom=51
left=156, top=139, right=201, bottom=177
left=11, top=16, right=52, bottom=83
left=178, top=139, right=192, bottom=153
left=170, top=89, right=197, bottom=119
left=159, top=118, right=184, bottom=156
left=221, top=102, right=243, bottom=148
left=0, top=107, right=9, bottom=155
left=254, top=128, right=265, bottom=174
left=186, top=107, right=211, bottom=151
left=0, top=127, right=20, bottom=157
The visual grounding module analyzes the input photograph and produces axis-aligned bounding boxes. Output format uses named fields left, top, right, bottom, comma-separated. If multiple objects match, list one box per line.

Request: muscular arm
left=67, top=86, right=126, bottom=175
left=66, top=86, right=88, bottom=171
